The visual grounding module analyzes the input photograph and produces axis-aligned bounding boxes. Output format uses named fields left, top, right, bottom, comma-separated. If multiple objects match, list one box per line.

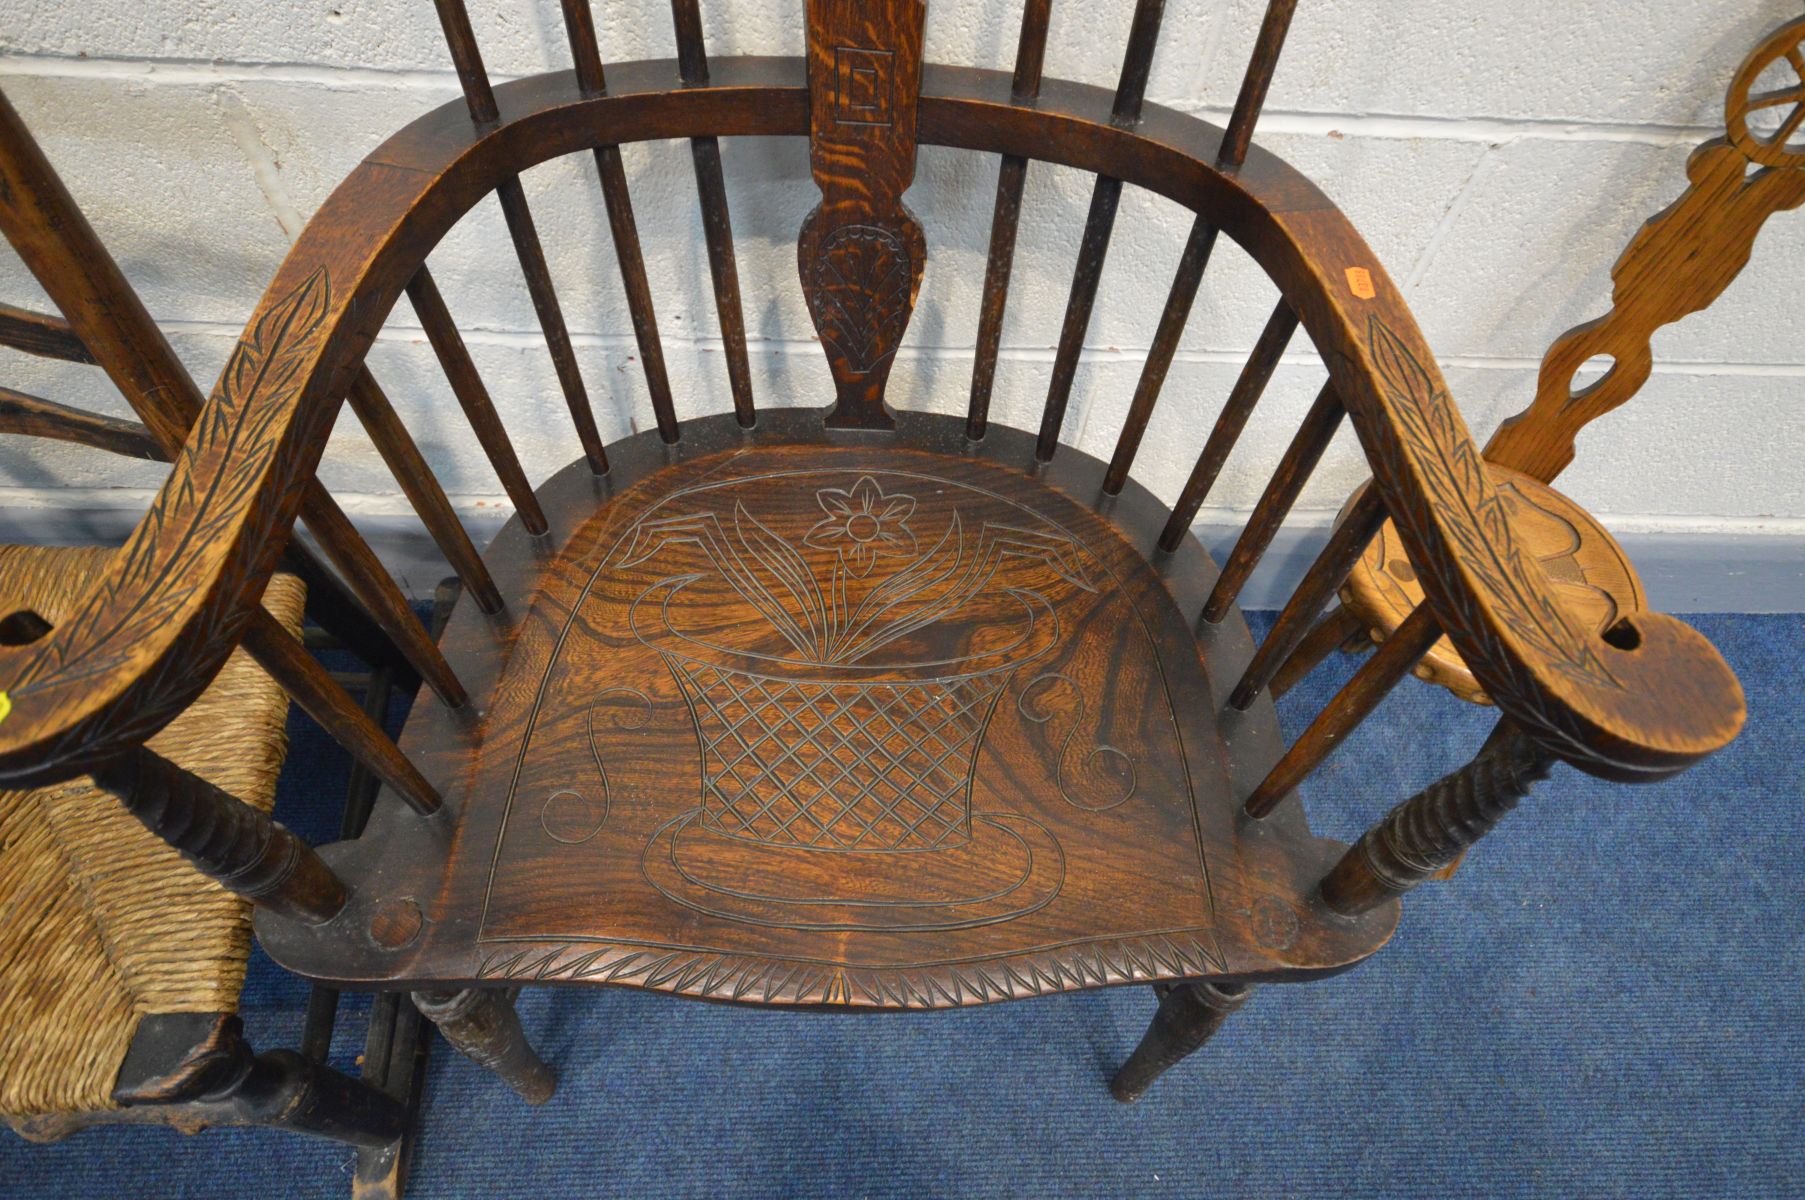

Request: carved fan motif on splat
left=805, top=223, right=918, bottom=373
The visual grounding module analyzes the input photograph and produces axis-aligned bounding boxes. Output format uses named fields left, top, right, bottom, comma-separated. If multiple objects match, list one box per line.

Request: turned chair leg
left=1110, top=980, right=1252, bottom=1103
left=1319, top=718, right=1556, bottom=916
left=412, top=988, right=556, bottom=1105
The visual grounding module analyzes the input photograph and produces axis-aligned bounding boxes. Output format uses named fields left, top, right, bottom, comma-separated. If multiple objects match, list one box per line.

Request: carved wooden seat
left=0, top=0, right=1747, bottom=1111
left=279, top=415, right=1391, bottom=1005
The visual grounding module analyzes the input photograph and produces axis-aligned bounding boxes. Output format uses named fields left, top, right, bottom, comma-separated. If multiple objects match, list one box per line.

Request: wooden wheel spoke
left=1743, top=85, right=1805, bottom=113
left=1772, top=102, right=1805, bottom=144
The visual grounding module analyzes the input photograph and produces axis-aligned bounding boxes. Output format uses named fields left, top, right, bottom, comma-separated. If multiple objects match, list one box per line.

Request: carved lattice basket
left=664, top=653, right=1020, bottom=852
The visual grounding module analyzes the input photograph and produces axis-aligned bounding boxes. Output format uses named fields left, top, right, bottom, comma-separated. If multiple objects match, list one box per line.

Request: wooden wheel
left=1726, top=17, right=1805, bottom=168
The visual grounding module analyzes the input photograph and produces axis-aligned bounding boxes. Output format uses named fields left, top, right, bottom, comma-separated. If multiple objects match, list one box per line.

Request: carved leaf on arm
left=8, top=267, right=334, bottom=775
left=1364, top=315, right=1620, bottom=695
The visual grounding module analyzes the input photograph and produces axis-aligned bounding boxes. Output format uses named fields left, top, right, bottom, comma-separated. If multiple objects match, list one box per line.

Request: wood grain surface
left=1341, top=469, right=1648, bottom=706
left=258, top=411, right=1396, bottom=1006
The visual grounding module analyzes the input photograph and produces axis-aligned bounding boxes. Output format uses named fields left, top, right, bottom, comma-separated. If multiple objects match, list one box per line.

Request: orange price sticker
left=1345, top=267, right=1375, bottom=299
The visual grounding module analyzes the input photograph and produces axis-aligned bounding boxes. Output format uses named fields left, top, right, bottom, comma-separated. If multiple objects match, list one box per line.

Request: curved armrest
left=1346, top=313, right=1743, bottom=778
left=0, top=57, right=1743, bottom=787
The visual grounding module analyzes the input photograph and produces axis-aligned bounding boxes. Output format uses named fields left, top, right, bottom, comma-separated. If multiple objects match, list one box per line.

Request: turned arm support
left=91, top=744, right=349, bottom=925
left=1318, top=719, right=1556, bottom=916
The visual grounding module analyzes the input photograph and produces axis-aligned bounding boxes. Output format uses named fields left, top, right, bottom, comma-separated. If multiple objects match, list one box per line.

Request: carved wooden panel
left=1487, top=15, right=1805, bottom=482
left=799, top=0, right=928, bottom=430
left=475, top=458, right=1217, bottom=986
left=259, top=416, right=1399, bottom=1006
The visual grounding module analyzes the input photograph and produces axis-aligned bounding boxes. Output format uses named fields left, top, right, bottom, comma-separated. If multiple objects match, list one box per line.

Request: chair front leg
left=1110, top=980, right=1252, bottom=1102
left=1318, top=718, right=1555, bottom=915
left=412, top=988, right=556, bottom=1105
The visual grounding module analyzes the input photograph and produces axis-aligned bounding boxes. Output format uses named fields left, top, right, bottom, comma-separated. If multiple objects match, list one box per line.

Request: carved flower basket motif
left=621, top=476, right=1096, bottom=853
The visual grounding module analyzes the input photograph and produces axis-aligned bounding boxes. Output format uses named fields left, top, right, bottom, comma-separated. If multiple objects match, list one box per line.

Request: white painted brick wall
left=0, top=0, right=1801, bottom=553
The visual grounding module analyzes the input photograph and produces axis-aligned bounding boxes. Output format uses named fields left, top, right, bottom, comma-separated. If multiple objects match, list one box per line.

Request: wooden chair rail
left=0, top=302, right=94, bottom=364
left=0, top=56, right=1741, bottom=794
left=0, top=386, right=162, bottom=459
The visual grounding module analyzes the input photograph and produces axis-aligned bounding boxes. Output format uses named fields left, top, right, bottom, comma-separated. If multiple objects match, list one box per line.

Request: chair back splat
left=0, top=1, right=1749, bottom=1101
left=799, top=0, right=928, bottom=431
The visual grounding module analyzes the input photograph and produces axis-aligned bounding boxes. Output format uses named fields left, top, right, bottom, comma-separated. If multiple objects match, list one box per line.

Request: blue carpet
left=5, top=612, right=1800, bottom=1199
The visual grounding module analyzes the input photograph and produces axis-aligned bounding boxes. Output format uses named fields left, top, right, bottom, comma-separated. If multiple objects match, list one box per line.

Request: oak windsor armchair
left=0, top=89, right=436, bottom=1193
left=0, top=0, right=1746, bottom=1113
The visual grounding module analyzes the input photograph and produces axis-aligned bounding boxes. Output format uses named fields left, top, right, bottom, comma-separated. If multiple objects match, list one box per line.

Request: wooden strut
left=1318, top=720, right=1556, bottom=915
left=432, top=0, right=610, bottom=473
left=403, top=267, right=551, bottom=536
left=671, top=0, right=758, bottom=429
left=1270, top=603, right=1364, bottom=700
left=1036, top=0, right=1167, bottom=461
left=1218, top=0, right=1301, bottom=169
left=560, top=0, right=681, bottom=445
left=1157, top=300, right=1299, bottom=553
left=113, top=1014, right=407, bottom=1150
left=411, top=988, right=556, bottom=1105
left=1092, top=0, right=1301, bottom=487
left=1244, top=601, right=1442, bottom=818
left=91, top=745, right=351, bottom=926
left=966, top=0, right=1053, bottom=441
left=346, top=368, right=503, bottom=614
left=1232, top=487, right=1388, bottom=709
left=0, top=385, right=162, bottom=459
left=240, top=613, right=442, bottom=816
left=1203, top=382, right=1344, bottom=623
left=1110, top=979, right=1252, bottom=1102
left=0, top=301, right=95, bottom=363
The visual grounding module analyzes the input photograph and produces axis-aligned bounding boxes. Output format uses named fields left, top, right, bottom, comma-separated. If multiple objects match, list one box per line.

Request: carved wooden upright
left=1488, top=16, right=1805, bottom=480
left=1319, top=722, right=1556, bottom=915
left=799, top=0, right=928, bottom=430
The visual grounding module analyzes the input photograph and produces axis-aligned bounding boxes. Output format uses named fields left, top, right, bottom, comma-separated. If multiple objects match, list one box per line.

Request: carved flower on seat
left=804, top=475, right=917, bottom=576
